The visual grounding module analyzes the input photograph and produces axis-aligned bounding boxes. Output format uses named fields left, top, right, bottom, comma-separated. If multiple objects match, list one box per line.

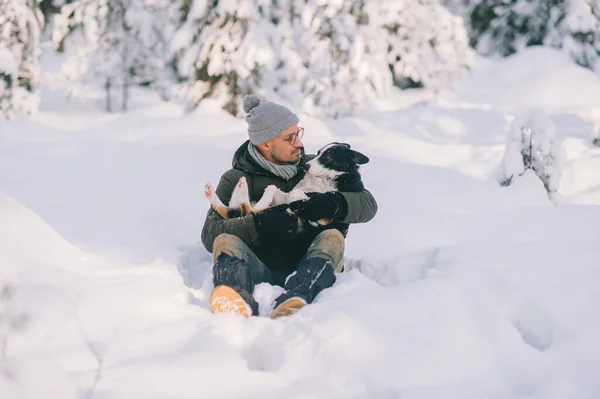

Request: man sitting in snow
left=201, top=94, right=377, bottom=318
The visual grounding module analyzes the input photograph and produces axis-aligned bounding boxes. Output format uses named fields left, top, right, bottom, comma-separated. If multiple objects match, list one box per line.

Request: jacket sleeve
left=339, top=189, right=378, bottom=224
left=201, top=170, right=259, bottom=253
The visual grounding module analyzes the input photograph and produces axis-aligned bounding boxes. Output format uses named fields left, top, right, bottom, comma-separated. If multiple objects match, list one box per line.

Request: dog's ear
left=351, top=150, right=369, bottom=165
left=329, top=142, right=350, bottom=147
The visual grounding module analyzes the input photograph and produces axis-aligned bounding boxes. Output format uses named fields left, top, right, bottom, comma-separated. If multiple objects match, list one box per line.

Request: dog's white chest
left=294, top=175, right=337, bottom=193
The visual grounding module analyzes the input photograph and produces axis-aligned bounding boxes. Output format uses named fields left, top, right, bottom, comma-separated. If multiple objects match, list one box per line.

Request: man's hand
left=288, top=192, right=348, bottom=222
left=253, top=203, right=300, bottom=241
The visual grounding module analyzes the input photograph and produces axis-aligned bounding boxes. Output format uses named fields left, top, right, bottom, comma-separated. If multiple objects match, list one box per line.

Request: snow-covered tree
left=296, top=0, right=472, bottom=116
left=289, top=0, right=472, bottom=116
left=172, top=0, right=472, bottom=117
left=0, top=47, right=17, bottom=118
left=445, top=0, right=600, bottom=76
left=593, top=120, right=600, bottom=146
left=381, top=0, right=472, bottom=91
left=467, top=0, right=567, bottom=57
left=294, top=0, right=388, bottom=117
left=171, top=0, right=285, bottom=115
left=53, top=0, right=174, bottom=111
left=0, top=0, right=43, bottom=118
left=563, top=0, right=600, bottom=73
left=498, top=109, right=565, bottom=202
left=256, top=0, right=306, bottom=106
left=39, top=0, right=66, bottom=32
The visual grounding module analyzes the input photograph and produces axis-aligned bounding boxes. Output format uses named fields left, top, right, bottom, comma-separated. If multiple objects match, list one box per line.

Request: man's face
left=259, top=124, right=304, bottom=165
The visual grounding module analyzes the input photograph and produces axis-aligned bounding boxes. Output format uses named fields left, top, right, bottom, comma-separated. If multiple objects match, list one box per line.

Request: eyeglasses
left=284, top=127, right=304, bottom=145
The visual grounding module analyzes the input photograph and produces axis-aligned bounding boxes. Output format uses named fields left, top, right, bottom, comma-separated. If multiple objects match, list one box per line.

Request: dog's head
left=304, top=142, right=369, bottom=177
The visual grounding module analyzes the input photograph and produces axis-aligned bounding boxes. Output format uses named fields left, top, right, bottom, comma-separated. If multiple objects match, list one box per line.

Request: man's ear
left=258, top=142, right=270, bottom=150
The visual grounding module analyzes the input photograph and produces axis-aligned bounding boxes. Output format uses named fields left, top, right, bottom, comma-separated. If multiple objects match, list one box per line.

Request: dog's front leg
left=269, top=186, right=292, bottom=206
left=230, top=177, right=253, bottom=215
left=253, top=185, right=281, bottom=211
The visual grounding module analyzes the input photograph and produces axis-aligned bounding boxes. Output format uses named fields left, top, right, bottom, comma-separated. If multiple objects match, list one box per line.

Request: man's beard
left=277, top=157, right=299, bottom=165
left=273, top=149, right=302, bottom=165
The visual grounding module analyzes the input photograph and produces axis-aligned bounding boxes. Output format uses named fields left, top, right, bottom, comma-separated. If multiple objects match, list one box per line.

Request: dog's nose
left=301, top=163, right=310, bottom=172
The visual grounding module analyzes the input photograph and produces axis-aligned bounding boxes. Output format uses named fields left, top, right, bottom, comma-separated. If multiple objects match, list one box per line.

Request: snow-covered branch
left=498, top=109, right=565, bottom=203
left=0, top=0, right=43, bottom=118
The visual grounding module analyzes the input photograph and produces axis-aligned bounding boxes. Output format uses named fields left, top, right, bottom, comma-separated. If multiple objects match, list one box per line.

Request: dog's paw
left=204, top=183, right=214, bottom=198
left=236, top=177, right=249, bottom=197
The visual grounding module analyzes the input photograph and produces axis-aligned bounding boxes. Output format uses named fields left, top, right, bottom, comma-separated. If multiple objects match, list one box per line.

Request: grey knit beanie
left=243, top=94, right=299, bottom=145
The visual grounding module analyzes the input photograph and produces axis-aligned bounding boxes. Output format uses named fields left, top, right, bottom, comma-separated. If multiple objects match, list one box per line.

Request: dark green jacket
left=201, top=140, right=378, bottom=273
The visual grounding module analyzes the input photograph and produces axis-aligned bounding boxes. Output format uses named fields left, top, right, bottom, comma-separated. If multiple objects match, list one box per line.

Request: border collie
left=204, top=142, right=369, bottom=225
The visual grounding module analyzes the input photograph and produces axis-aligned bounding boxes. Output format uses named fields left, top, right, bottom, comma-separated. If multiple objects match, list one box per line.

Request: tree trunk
left=122, top=45, right=128, bottom=112
left=121, top=23, right=129, bottom=112
left=105, top=78, right=112, bottom=112
left=122, top=77, right=128, bottom=112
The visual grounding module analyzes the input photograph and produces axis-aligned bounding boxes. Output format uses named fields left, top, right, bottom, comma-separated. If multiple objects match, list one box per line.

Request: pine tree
left=295, top=0, right=375, bottom=117
left=446, top=0, right=600, bottom=76
left=172, top=0, right=281, bottom=115
left=39, top=0, right=65, bottom=31
left=498, top=109, right=565, bottom=202
left=468, top=0, right=567, bottom=57
left=563, top=0, right=600, bottom=73
left=0, top=0, right=44, bottom=118
left=294, top=0, right=471, bottom=116
left=53, top=0, right=171, bottom=111
left=0, top=47, right=17, bottom=118
left=255, top=0, right=306, bottom=106
left=381, top=0, right=472, bottom=91
left=171, top=0, right=472, bottom=117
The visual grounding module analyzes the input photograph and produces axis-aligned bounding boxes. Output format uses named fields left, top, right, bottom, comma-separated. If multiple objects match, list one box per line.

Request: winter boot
left=210, top=285, right=253, bottom=317
left=211, top=253, right=259, bottom=317
left=270, top=256, right=336, bottom=319
left=270, top=296, right=308, bottom=319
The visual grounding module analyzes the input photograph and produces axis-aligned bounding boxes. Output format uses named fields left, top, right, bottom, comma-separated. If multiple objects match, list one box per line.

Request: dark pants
left=212, top=230, right=345, bottom=314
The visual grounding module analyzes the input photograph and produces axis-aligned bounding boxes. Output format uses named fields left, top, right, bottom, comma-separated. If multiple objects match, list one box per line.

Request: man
left=201, top=94, right=377, bottom=319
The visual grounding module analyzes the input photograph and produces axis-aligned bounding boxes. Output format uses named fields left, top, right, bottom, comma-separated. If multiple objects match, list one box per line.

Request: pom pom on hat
left=243, top=94, right=262, bottom=114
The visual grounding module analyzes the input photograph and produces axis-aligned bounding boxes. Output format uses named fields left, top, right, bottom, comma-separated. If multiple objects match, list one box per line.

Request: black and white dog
left=205, top=142, right=369, bottom=225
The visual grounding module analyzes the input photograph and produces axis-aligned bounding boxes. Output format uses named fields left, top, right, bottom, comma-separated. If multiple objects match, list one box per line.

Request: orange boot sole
left=210, top=285, right=251, bottom=317
left=270, top=297, right=307, bottom=319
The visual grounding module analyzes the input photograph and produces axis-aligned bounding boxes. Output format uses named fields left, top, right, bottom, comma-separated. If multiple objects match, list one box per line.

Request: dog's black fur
left=304, top=142, right=369, bottom=192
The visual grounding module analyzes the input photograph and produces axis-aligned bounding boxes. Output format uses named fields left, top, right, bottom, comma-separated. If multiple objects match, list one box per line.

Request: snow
left=1, top=47, right=600, bottom=398
left=455, top=46, right=600, bottom=111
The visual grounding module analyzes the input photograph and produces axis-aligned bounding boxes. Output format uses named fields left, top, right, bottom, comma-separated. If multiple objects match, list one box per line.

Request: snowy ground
left=1, top=47, right=600, bottom=398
